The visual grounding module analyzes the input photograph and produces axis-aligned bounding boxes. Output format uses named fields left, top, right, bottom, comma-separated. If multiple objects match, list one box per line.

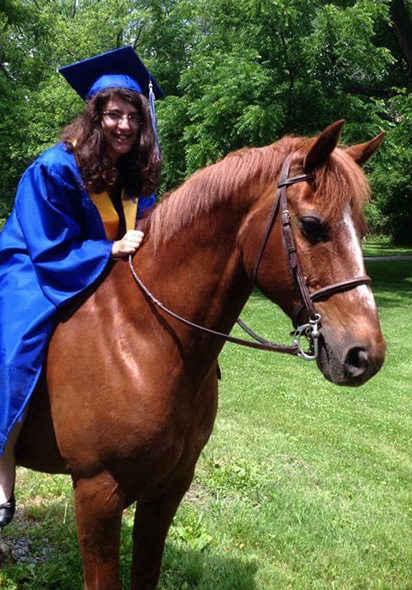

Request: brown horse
left=14, top=120, right=385, bottom=589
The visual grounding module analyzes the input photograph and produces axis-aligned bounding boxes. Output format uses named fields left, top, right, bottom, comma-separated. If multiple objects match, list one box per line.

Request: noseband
left=128, top=153, right=371, bottom=360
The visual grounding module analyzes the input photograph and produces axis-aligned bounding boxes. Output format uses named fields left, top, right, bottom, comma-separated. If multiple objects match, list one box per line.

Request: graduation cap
left=59, top=46, right=163, bottom=159
left=58, top=46, right=164, bottom=101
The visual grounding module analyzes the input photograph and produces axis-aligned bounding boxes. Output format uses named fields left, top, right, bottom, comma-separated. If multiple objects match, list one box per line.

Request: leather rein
left=128, top=153, right=371, bottom=360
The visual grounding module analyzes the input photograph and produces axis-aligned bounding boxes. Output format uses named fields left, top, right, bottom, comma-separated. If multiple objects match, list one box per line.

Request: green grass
left=362, top=235, right=412, bottom=257
left=1, top=259, right=412, bottom=589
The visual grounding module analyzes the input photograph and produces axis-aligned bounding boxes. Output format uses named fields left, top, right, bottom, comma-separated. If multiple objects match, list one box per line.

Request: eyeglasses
left=102, top=110, right=140, bottom=124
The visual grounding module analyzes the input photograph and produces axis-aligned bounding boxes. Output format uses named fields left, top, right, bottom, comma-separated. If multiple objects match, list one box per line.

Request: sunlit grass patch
left=363, top=235, right=412, bottom=257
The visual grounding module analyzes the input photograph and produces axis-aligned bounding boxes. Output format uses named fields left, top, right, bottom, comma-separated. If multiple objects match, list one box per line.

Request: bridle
left=128, top=152, right=371, bottom=360
left=246, top=153, right=371, bottom=359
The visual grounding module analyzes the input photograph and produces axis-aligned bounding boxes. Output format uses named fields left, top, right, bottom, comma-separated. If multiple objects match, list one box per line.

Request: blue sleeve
left=137, top=193, right=156, bottom=219
left=15, top=161, right=113, bottom=308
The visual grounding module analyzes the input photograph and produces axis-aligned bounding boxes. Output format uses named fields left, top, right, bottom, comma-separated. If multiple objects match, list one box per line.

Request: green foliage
left=369, top=92, right=412, bottom=244
left=171, top=512, right=213, bottom=552
left=1, top=0, right=412, bottom=241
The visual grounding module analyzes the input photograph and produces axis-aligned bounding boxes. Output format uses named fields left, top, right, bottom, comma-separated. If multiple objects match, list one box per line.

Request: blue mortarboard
left=58, top=46, right=164, bottom=101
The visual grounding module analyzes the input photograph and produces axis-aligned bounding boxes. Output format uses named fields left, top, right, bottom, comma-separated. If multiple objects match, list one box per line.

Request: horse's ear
left=345, top=131, right=386, bottom=166
left=304, top=119, right=345, bottom=173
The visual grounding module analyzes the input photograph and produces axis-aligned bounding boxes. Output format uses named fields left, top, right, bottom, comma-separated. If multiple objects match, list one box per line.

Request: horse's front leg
left=73, top=471, right=124, bottom=590
left=130, top=470, right=195, bottom=590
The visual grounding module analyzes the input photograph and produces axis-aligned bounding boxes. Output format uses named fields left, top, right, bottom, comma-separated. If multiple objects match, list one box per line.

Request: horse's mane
left=142, top=135, right=370, bottom=247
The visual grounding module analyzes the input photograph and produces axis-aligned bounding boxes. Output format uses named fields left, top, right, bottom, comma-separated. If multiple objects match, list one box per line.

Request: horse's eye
left=299, top=215, right=329, bottom=244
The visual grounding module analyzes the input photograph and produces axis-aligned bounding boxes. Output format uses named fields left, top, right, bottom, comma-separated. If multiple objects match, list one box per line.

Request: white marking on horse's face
left=340, top=204, right=376, bottom=309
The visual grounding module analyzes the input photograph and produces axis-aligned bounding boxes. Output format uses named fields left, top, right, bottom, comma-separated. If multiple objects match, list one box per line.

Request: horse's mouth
left=316, top=334, right=385, bottom=387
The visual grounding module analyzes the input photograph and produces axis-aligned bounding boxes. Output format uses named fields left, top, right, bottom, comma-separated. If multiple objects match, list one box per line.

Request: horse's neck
left=136, top=201, right=253, bottom=348
left=118, top=148, right=288, bottom=360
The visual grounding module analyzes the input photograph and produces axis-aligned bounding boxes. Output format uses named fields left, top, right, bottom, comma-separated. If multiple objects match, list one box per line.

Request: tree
left=0, top=0, right=53, bottom=215
left=1, top=0, right=411, bottom=243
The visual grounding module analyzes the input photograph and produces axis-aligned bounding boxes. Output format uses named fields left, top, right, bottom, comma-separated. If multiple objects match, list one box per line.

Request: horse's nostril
left=344, top=346, right=369, bottom=378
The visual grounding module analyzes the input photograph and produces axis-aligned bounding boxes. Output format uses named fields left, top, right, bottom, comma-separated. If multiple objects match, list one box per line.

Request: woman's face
left=101, top=95, right=140, bottom=163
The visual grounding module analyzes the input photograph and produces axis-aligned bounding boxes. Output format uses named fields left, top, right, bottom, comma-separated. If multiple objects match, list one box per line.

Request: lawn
left=362, top=235, right=412, bottom=258
left=1, top=257, right=412, bottom=589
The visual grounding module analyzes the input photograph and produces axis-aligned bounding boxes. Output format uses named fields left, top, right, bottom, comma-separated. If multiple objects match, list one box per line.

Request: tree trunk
left=390, top=0, right=412, bottom=78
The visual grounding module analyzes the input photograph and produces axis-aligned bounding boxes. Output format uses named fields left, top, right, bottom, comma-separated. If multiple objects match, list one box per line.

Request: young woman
left=0, top=47, right=163, bottom=526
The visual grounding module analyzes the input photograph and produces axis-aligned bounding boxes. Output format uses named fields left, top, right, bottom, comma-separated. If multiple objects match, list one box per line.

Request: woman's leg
left=0, top=416, right=25, bottom=505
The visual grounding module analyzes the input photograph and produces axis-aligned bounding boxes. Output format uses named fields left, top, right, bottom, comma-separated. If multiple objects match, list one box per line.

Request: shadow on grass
left=121, top=518, right=258, bottom=590
left=366, top=260, right=412, bottom=309
left=248, top=260, right=412, bottom=311
left=159, top=542, right=258, bottom=590
left=0, top=512, right=82, bottom=590
left=1, top=516, right=257, bottom=590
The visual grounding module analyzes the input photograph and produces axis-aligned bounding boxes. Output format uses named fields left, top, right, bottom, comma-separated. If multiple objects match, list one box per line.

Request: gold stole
left=70, top=141, right=138, bottom=240
left=89, top=189, right=138, bottom=240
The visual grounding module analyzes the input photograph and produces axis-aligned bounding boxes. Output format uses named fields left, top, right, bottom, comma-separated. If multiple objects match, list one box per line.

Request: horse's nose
left=317, top=334, right=385, bottom=386
left=343, top=345, right=370, bottom=382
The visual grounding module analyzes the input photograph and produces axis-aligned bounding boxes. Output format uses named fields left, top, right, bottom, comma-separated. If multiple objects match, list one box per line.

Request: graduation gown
left=0, top=143, right=155, bottom=453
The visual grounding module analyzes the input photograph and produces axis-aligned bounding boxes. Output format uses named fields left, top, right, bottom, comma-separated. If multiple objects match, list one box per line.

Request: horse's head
left=242, top=120, right=386, bottom=386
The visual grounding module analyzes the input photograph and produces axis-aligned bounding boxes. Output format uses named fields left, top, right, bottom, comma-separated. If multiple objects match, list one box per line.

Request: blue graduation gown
left=0, top=143, right=154, bottom=453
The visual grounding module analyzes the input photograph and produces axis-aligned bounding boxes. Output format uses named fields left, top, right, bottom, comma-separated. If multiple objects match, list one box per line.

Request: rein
left=128, top=255, right=298, bottom=355
left=128, top=153, right=371, bottom=360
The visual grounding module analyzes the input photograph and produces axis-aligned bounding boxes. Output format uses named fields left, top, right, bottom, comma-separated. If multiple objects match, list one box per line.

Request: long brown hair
left=61, top=88, right=161, bottom=196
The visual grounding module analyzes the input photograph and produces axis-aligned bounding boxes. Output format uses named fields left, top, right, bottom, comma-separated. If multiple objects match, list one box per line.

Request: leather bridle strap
left=252, top=155, right=314, bottom=285
left=253, top=154, right=371, bottom=326
left=128, top=255, right=299, bottom=355
left=292, top=275, right=372, bottom=325
left=241, top=153, right=372, bottom=353
left=278, top=155, right=317, bottom=319
left=252, top=154, right=317, bottom=320
left=251, top=185, right=282, bottom=283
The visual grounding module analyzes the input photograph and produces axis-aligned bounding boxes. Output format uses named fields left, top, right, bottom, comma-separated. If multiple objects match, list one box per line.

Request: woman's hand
left=111, top=230, right=145, bottom=259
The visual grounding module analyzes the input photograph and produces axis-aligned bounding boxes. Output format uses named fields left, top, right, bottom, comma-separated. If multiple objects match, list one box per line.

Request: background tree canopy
left=1, top=0, right=411, bottom=243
